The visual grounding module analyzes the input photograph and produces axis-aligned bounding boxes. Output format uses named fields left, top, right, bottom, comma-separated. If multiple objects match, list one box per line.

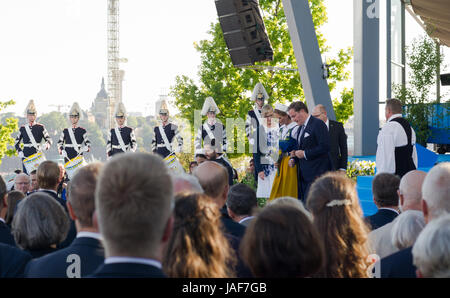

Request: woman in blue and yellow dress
left=269, top=103, right=298, bottom=201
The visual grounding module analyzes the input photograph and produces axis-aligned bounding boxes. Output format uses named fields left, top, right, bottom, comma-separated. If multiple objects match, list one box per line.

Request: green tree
left=171, top=0, right=352, bottom=157
left=39, top=111, right=67, bottom=138
left=0, top=100, right=19, bottom=165
left=393, top=35, right=445, bottom=146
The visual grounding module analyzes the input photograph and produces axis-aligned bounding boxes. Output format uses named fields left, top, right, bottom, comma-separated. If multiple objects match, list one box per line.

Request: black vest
left=390, top=117, right=416, bottom=177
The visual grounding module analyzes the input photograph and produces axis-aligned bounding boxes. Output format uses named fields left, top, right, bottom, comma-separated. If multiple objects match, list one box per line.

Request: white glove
left=18, top=151, right=24, bottom=159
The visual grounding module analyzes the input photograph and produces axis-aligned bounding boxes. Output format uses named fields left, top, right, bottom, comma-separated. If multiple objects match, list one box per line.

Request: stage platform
left=352, top=145, right=449, bottom=217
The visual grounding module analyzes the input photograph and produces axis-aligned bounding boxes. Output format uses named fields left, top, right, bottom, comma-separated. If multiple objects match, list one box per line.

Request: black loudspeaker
left=440, top=73, right=450, bottom=86
left=215, top=0, right=273, bottom=67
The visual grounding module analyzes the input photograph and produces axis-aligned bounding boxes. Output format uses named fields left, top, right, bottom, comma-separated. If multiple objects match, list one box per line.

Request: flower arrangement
left=346, top=159, right=376, bottom=180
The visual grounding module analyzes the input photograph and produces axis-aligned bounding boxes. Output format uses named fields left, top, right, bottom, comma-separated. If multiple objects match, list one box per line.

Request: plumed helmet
left=69, top=102, right=81, bottom=119
left=24, top=99, right=37, bottom=116
left=251, top=83, right=269, bottom=102
left=201, top=97, right=220, bottom=116
left=114, top=102, right=127, bottom=118
left=156, top=99, right=169, bottom=116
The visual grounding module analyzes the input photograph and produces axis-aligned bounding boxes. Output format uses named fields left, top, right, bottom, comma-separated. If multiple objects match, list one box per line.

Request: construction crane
left=107, top=0, right=127, bottom=129
left=49, top=104, right=70, bottom=113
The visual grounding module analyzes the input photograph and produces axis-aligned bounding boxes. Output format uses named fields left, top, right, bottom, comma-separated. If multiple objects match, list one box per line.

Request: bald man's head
left=312, top=104, right=328, bottom=123
left=193, top=161, right=229, bottom=206
left=399, top=170, right=427, bottom=211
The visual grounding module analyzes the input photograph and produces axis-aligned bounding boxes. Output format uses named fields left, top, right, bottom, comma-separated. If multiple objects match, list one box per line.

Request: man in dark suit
left=0, top=177, right=16, bottom=246
left=193, top=161, right=246, bottom=239
left=364, top=173, right=400, bottom=230
left=288, top=101, right=332, bottom=202
left=24, top=163, right=105, bottom=278
left=90, top=153, right=173, bottom=278
left=0, top=243, right=32, bottom=277
left=36, top=160, right=76, bottom=248
left=312, top=104, right=348, bottom=171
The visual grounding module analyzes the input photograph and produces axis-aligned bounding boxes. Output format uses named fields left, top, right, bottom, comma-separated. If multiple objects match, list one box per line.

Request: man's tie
left=297, top=125, right=305, bottom=147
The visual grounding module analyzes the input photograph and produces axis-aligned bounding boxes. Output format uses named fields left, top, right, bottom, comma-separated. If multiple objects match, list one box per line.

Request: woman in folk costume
left=269, top=103, right=298, bottom=200
left=255, top=104, right=279, bottom=199
left=57, top=102, right=91, bottom=163
left=195, top=97, right=227, bottom=155
left=15, top=100, right=52, bottom=174
left=246, top=82, right=269, bottom=183
left=106, top=102, right=137, bottom=158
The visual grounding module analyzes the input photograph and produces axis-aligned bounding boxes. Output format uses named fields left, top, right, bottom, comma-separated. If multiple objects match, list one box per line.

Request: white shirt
left=0, top=218, right=5, bottom=224
left=239, top=216, right=255, bottom=224
left=376, top=114, right=418, bottom=174
left=104, top=257, right=162, bottom=269
left=76, top=231, right=102, bottom=240
left=325, top=119, right=329, bottom=130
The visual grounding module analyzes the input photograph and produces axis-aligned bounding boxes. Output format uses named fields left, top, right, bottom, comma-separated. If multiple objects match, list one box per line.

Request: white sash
left=203, top=123, right=216, bottom=141
left=114, top=127, right=128, bottom=152
left=253, top=107, right=262, bottom=123
left=68, top=128, right=80, bottom=154
left=24, top=125, right=40, bottom=152
left=159, top=125, right=173, bottom=152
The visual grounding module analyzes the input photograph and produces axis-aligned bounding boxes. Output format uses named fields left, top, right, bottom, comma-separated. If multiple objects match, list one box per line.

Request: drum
left=64, top=155, right=87, bottom=179
left=23, top=152, right=46, bottom=174
left=163, top=154, right=185, bottom=174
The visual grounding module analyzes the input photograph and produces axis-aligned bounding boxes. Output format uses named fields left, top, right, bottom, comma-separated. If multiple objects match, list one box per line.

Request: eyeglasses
left=69, top=115, right=79, bottom=118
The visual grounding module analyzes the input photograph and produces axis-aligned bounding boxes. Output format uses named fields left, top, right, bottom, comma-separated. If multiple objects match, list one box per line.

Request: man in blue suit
left=288, top=102, right=332, bottom=202
left=90, top=153, right=173, bottom=278
left=24, top=163, right=105, bottom=278
left=0, top=243, right=32, bottom=277
left=0, top=176, right=16, bottom=247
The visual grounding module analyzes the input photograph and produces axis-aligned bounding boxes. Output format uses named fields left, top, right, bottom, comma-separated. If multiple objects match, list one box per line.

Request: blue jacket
left=25, top=236, right=104, bottom=278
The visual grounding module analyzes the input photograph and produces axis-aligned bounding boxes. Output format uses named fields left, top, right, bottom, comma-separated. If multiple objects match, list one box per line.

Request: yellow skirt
left=269, top=155, right=298, bottom=201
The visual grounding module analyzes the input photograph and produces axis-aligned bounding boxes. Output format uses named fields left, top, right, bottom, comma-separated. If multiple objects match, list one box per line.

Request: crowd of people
left=0, top=151, right=448, bottom=278
left=0, top=83, right=448, bottom=278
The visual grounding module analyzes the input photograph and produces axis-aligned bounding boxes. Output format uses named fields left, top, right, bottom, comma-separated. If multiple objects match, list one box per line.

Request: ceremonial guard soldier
left=15, top=100, right=52, bottom=174
left=194, top=97, right=227, bottom=154
left=245, top=83, right=269, bottom=182
left=106, top=102, right=137, bottom=158
left=57, top=102, right=91, bottom=163
left=152, top=99, right=183, bottom=158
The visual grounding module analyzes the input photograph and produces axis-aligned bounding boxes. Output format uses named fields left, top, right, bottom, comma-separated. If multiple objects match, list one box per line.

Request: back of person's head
left=306, top=172, right=370, bottom=278
left=163, top=193, right=236, bottom=278
left=37, top=161, right=60, bottom=190
left=96, top=152, right=173, bottom=257
left=412, top=213, right=450, bottom=278
left=421, top=162, right=450, bottom=222
left=267, top=196, right=313, bottom=221
left=385, top=98, right=403, bottom=114
left=226, top=183, right=257, bottom=217
left=0, top=176, right=7, bottom=209
left=171, top=172, right=203, bottom=195
left=240, top=205, right=323, bottom=277
left=5, top=190, right=26, bottom=225
left=12, top=192, right=70, bottom=250
left=68, top=163, right=103, bottom=228
left=398, top=170, right=427, bottom=211
left=391, top=210, right=425, bottom=250
left=372, top=173, right=400, bottom=208
left=193, top=161, right=228, bottom=203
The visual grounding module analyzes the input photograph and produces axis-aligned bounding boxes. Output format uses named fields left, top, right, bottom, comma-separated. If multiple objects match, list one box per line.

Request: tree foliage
left=0, top=100, right=19, bottom=166
left=171, top=0, right=352, bottom=157
left=393, top=35, right=444, bottom=146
